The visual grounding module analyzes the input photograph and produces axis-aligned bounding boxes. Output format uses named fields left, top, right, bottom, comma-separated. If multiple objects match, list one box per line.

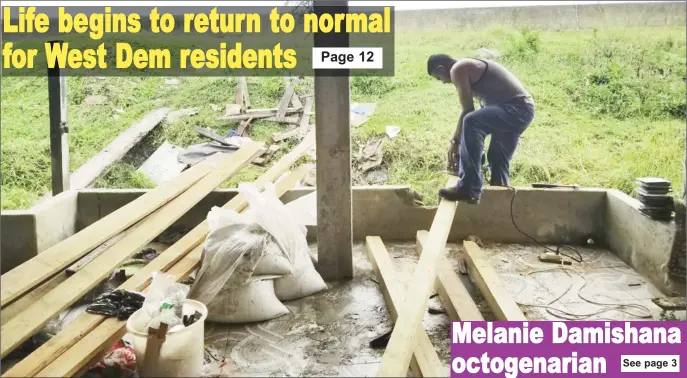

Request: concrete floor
left=200, top=241, right=668, bottom=377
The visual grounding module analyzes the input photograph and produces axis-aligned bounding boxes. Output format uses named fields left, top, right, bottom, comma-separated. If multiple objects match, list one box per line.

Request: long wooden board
left=1, top=146, right=220, bottom=308
left=4, top=134, right=315, bottom=377
left=0, top=143, right=264, bottom=358
left=33, top=165, right=311, bottom=377
left=416, top=231, right=483, bottom=321
left=366, top=236, right=447, bottom=378
left=462, top=241, right=527, bottom=321
left=376, top=176, right=458, bottom=377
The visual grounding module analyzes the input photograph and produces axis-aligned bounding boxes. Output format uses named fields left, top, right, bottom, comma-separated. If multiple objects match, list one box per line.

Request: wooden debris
left=272, top=128, right=300, bottom=143
left=276, top=77, right=301, bottom=121
left=463, top=240, right=527, bottom=321
left=225, top=104, right=242, bottom=116
left=252, top=145, right=281, bottom=167
left=194, top=127, right=230, bottom=146
left=217, top=107, right=300, bottom=122
left=237, top=118, right=253, bottom=137
left=265, top=115, right=300, bottom=124
left=652, top=297, right=686, bottom=311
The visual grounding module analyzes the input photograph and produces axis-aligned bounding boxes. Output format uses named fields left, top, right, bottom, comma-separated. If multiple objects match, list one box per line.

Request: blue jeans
left=456, top=98, right=535, bottom=198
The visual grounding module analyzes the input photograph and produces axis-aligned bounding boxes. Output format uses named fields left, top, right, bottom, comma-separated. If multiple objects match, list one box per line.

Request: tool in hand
left=532, top=183, right=580, bottom=189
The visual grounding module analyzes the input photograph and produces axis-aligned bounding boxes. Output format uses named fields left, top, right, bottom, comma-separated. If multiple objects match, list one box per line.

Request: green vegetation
left=1, top=26, right=685, bottom=209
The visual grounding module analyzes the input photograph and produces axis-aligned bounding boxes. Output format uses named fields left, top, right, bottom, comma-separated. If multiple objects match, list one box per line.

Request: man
left=427, top=54, right=535, bottom=204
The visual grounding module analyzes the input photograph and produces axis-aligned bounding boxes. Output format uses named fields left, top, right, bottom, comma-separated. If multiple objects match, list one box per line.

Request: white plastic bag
left=238, top=183, right=327, bottom=301
left=206, top=276, right=289, bottom=323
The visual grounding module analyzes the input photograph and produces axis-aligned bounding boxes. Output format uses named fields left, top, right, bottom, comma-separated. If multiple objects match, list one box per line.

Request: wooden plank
left=217, top=107, right=300, bottom=122
left=376, top=176, right=458, bottom=377
left=298, top=96, right=314, bottom=139
left=243, top=78, right=251, bottom=110
left=265, top=115, right=301, bottom=124
left=47, top=42, right=70, bottom=196
left=1, top=273, right=66, bottom=326
left=290, top=92, right=303, bottom=109
left=463, top=241, right=527, bottom=321
left=194, top=127, right=231, bottom=146
left=0, top=143, right=264, bottom=358
left=652, top=297, right=686, bottom=311
left=416, top=231, right=483, bottom=321
left=365, top=236, right=447, bottom=378
left=4, top=135, right=315, bottom=377
left=276, top=77, right=301, bottom=121
left=31, top=165, right=312, bottom=377
left=65, top=230, right=130, bottom=275
left=237, top=118, right=253, bottom=137
left=1, top=144, right=214, bottom=308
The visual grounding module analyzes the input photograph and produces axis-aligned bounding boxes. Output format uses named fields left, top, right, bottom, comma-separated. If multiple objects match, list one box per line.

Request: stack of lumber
left=218, top=76, right=313, bottom=144
left=1, top=131, right=317, bottom=377
left=365, top=176, right=528, bottom=377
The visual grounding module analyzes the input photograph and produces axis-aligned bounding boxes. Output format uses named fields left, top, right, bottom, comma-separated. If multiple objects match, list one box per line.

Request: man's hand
left=447, top=139, right=460, bottom=174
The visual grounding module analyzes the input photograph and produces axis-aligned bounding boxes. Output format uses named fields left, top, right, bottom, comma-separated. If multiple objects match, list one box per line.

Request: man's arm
left=450, top=62, right=476, bottom=141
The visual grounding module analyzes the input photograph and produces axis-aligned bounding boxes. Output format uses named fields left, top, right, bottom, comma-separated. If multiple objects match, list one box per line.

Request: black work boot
left=438, top=186, right=480, bottom=204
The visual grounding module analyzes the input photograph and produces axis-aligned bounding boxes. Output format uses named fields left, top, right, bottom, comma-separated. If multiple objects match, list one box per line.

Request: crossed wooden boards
left=367, top=177, right=527, bottom=377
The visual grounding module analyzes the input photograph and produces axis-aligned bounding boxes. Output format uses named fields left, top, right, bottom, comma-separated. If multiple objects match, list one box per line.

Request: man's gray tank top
left=469, top=58, right=533, bottom=107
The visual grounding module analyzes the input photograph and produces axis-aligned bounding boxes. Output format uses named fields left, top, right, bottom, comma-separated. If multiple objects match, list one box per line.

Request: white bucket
left=126, top=299, right=208, bottom=377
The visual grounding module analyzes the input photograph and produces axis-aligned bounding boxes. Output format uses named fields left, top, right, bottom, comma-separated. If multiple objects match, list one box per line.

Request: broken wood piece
left=652, top=297, right=686, bottom=311
left=265, top=115, right=301, bottom=125
left=366, top=236, right=447, bottom=378
left=416, top=230, right=483, bottom=321
left=376, top=176, right=459, bottom=377
left=141, top=323, right=168, bottom=376
left=276, top=77, right=301, bottom=121
left=272, top=128, right=300, bottom=143
left=29, top=163, right=314, bottom=378
left=225, top=104, right=242, bottom=116
left=217, top=107, right=300, bottom=122
left=1, top=140, right=219, bottom=308
left=237, top=118, right=253, bottom=137
left=299, top=96, right=314, bottom=139
left=0, top=144, right=264, bottom=358
left=463, top=240, right=527, bottom=321
left=194, top=127, right=230, bottom=146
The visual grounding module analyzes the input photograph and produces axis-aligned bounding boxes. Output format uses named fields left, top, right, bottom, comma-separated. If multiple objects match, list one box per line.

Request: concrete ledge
left=604, top=189, right=684, bottom=296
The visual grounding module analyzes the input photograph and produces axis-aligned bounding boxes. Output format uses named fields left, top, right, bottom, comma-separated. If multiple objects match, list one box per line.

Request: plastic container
left=126, top=299, right=207, bottom=377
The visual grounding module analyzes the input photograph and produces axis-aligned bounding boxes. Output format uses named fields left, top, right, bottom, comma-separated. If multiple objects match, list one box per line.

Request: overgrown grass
left=1, top=26, right=685, bottom=209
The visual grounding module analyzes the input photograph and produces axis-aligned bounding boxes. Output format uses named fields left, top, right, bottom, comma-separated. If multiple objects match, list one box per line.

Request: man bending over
left=427, top=54, right=535, bottom=204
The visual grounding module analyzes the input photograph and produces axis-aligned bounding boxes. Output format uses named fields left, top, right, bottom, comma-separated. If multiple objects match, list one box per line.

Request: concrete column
left=314, top=1, right=353, bottom=281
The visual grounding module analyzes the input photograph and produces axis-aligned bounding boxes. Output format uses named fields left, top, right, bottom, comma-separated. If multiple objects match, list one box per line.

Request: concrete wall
left=395, top=2, right=686, bottom=31
left=604, top=189, right=685, bottom=297
left=71, top=186, right=606, bottom=245
left=1, top=190, right=78, bottom=274
left=3, top=185, right=681, bottom=296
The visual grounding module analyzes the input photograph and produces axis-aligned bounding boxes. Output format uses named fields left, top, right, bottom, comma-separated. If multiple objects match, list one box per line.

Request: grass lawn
left=1, top=26, right=685, bottom=209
